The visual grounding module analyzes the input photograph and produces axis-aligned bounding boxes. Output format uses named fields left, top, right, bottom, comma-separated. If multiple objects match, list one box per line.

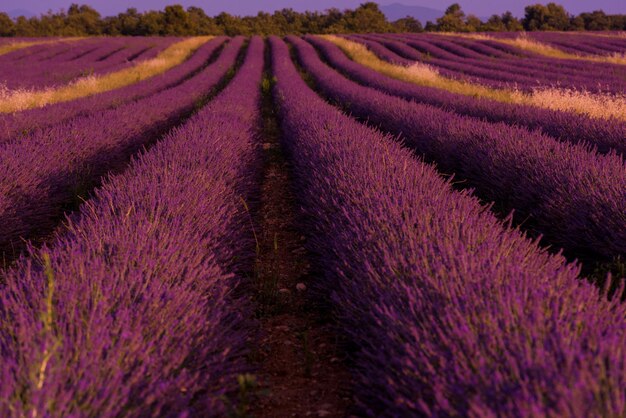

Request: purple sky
left=3, top=0, right=626, bottom=18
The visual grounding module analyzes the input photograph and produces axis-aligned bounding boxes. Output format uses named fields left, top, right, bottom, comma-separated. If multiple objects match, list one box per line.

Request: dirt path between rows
left=248, top=66, right=353, bottom=417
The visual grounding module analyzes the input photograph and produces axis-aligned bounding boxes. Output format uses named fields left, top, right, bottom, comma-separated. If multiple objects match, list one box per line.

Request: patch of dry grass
left=520, top=88, right=626, bottom=120
left=321, top=35, right=626, bottom=121
left=321, top=35, right=516, bottom=102
left=0, top=36, right=211, bottom=113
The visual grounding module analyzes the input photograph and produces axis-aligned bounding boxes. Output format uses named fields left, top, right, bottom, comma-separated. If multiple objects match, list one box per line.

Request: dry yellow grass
left=0, top=38, right=83, bottom=56
left=321, top=35, right=626, bottom=121
left=520, top=88, right=626, bottom=119
left=0, top=36, right=211, bottom=113
left=321, top=35, right=517, bottom=102
left=447, top=32, right=626, bottom=64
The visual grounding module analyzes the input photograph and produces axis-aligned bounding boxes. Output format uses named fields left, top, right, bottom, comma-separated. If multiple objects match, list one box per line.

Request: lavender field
left=0, top=33, right=625, bottom=417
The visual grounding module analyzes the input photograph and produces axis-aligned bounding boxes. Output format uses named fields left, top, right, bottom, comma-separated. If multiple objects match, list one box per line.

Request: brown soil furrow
left=249, top=64, right=353, bottom=417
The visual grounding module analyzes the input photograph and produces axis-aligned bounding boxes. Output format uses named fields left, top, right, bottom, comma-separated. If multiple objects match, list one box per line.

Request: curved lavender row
left=432, top=35, right=626, bottom=76
left=368, top=35, right=626, bottom=93
left=0, top=38, right=179, bottom=90
left=414, top=33, right=626, bottom=79
left=526, top=32, right=626, bottom=56
left=360, top=35, right=544, bottom=91
left=547, top=39, right=622, bottom=56
left=344, top=34, right=511, bottom=89
left=33, top=38, right=179, bottom=89
left=343, top=34, right=412, bottom=64
left=481, top=38, right=538, bottom=56
left=0, top=41, right=76, bottom=62
left=359, top=33, right=590, bottom=92
left=377, top=34, right=585, bottom=85
left=307, top=36, right=626, bottom=157
left=291, top=36, right=626, bottom=262
left=36, top=39, right=105, bottom=61
left=0, top=37, right=244, bottom=259
left=271, top=36, right=626, bottom=418
left=387, top=33, right=617, bottom=82
left=0, top=37, right=228, bottom=144
left=40, top=38, right=180, bottom=89
left=445, top=36, right=516, bottom=58
left=0, top=36, right=263, bottom=418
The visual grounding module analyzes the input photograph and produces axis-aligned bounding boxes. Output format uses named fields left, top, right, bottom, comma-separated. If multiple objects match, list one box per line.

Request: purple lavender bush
left=289, top=35, right=626, bottom=263
left=0, top=37, right=245, bottom=259
left=0, top=36, right=264, bottom=418
left=0, top=37, right=229, bottom=144
left=270, top=35, right=626, bottom=418
left=306, top=35, right=626, bottom=158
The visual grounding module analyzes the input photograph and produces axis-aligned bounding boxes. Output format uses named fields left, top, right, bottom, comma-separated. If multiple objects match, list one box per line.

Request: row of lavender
left=0, top=37, right=178, bottom=90
left=307, top=35, right=626, bottom=157
left=0, top=37, right=244, bottom=260
left=391, top=33, right=626, bottom=91
left=398, top=33, right=626, bottom=92
left=0, top=33, right=623, bottom=416
left=271, top=35, right=626, bottom=417
left=348, top=33, right=626, bottom=94
left=0, top=37, right=228, bottom=144
left=490, top=31, right=626, bottom=56
left=0, top=37, right=264, bottom=417
left=291, top=36, right=626, bottom=264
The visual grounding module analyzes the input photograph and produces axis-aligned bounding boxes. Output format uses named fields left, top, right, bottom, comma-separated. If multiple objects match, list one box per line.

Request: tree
left=115, top=8, right=142, bottom=35
left=163, top=5, right=190, bottom=35
left=392, top=16, right=423, bottom=33
left=187, top=6, right=221, bottom=35
left=272, top=8, right=304, bottom=34
left=569, top=15, right=585, bottom=31
left=436, top=4, right=467, bottom=32
left=13, top=16, right=38, bottom=36
left=424, top=20, right=437, bottom=32
left=37, top=11, right=68, bottom=36
left=0, top=12, right=15, bottom=36
left=139, top=10, right=164, bottom=35
left=502, top=11, right=523, bottom=31
left=465, top=14, right=482, bottom=32
left=577, top=10, right=611, bottom=30
left=215, top=12, right=250, bottom=36
left=247, top=11, right=279, bottom=35
left=2, top=2, right=624, bottom=36
left=66, top=4, right=101, bottom=35
left=321, top=8, right=345, bottom=33
left=523, top=3, right=570, bottom=31
left=609, top=15, right=626, bottom=30
left=342, top=2, right=393, bottom=33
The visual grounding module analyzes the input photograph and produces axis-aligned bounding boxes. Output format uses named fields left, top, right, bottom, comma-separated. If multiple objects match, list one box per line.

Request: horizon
left=2, top=0, right=626, bottom=20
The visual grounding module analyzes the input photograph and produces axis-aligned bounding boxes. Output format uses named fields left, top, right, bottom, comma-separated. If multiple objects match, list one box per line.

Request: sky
left=2, top=0, right=626, bottom=18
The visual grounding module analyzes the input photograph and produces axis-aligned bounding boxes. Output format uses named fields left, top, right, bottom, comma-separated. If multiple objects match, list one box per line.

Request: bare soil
left=249, top=72, right=353, bottom=417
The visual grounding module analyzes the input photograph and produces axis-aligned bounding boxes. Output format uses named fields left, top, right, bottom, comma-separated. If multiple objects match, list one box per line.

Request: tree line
left=0, top=2, right=625, bottom=37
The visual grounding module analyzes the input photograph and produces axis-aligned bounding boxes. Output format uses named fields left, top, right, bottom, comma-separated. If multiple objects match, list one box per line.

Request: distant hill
left=380, top=3, right=444, bottom=23
left=7, top=9, right=36, bottom=19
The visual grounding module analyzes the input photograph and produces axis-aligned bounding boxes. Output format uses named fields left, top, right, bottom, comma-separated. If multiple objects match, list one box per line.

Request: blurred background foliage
left=0, top=2, right=625, bottom=36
